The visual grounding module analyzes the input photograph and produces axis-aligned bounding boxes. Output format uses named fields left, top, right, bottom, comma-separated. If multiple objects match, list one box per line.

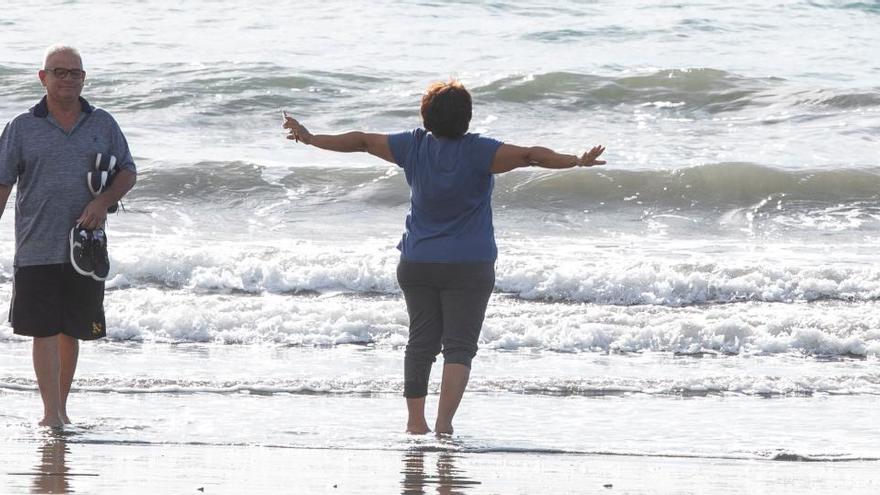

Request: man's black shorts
left=10, top=263, right=106, bottom=340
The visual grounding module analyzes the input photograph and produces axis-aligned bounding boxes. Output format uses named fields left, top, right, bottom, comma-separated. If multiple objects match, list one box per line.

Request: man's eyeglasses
left=45, top=67, right=85, bottom=80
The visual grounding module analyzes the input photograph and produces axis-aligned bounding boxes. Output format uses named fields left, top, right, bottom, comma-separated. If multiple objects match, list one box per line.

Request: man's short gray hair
left=43, top=44, right=83, bottom=69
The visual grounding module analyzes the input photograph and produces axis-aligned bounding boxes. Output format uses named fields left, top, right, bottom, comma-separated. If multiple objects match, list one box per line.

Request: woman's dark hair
left=420, top=81, right=472, bottom=139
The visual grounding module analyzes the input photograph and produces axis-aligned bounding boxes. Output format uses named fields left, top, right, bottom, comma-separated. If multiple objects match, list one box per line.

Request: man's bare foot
left=406, top=422, right=431, bottom=435
left=38, top=416, right=64, bottom=428
left=61, top=414, right=71, bottom=424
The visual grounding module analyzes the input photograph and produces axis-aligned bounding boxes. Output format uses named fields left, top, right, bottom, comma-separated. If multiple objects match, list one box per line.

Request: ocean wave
left=26, top=64, right=873, bottom=121
left=131, top=162, right=880, bottom=212
left=792, top=89, right=880, bottom=109
left=81, top=242, right=880, bottom=307
left=494, top=256, right=880, bottom=306
left=91, top=241, right=880, bottom=305
left=2, top=287, right=877, bottom=356
left=84, top=63, right=395, bottom=116
left=807, top=0, right=880, bottom=14
left=495, top=163, right=880, bottom=209
left=0, top=64, right=28, bottom=77
left=1, top=217, right=876, bottom=307
left=522, top=26, right=650, bottom=43
left=132, top=161, right=405, bottom=208
left=472, top=69, right=772, bottom=114
left=477, top=70, right=880, bottom=113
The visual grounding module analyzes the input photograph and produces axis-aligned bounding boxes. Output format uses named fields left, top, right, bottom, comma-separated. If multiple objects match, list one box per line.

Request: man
left=0, top=45, right=137, bottom=427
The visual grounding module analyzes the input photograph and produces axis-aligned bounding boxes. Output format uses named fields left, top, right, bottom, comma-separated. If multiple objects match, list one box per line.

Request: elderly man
left=0, top=45, right=137, bottom=426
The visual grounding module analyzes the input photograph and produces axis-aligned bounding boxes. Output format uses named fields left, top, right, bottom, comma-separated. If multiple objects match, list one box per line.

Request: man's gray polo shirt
left=0, top=96, right=137, bottom=267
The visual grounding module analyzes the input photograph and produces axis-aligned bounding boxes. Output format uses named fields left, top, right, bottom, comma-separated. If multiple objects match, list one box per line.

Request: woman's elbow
left=354, top=132, right=372, bottom=153
left=522, top=147, right=541, bottom=165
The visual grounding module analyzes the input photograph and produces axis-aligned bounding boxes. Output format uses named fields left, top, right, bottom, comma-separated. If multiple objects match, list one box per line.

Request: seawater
left=0, top=0, right=879, bottom=463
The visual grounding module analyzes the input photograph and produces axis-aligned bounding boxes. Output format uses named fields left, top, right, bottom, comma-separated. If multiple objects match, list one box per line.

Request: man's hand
left=77, top=198, right=110, bottom=229
left=282, top=113, right=313, bottom=144
left=577, top=145, right=606, bottom=167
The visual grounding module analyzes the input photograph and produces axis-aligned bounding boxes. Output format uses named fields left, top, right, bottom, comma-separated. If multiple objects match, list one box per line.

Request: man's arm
left=0, top=184, right=12, bottom=221
left=0, top=120, right=20, bottom=220
left=282, top=115, right=395, bottom=164
left=490, top=144, right=606, bottom=174
left=77, top=169, right=136, bottom=229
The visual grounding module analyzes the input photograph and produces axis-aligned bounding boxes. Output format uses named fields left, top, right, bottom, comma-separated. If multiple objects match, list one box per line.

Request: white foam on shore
left=1, top=371, right=878, bottom=397
left=2, top=237, right=877, bottom=307
left=75, top=239, right=880, bottom=307
left=0, top=286, right=875, bottom=357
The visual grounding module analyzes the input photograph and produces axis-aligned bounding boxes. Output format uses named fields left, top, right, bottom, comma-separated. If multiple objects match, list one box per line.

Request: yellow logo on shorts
left=91, top=322, right=103, bottom=335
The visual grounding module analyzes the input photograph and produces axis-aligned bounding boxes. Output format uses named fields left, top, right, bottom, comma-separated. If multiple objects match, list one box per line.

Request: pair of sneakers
left=70, top=225, right=110, bottom=281
left=73, top=152, right=117, bottom=280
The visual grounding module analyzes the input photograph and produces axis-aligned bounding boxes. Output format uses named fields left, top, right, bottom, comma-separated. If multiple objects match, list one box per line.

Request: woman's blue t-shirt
left=388, top=128, right=503, bottom=263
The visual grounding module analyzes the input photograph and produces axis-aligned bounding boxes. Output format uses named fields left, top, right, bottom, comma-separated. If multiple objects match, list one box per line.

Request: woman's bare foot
left=434, top=422, right=453, bottom=436
left=406, top=397, right=430, bottom=434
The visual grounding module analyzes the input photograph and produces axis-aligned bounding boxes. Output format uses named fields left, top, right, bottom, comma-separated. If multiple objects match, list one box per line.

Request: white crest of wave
left=2, top=285, right=871, bottom=357
left=100, top=239, right=880, bottom=306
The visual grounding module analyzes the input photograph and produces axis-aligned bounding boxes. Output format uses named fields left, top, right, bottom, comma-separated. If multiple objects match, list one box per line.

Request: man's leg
left=32, top=335, right=63, bottom=427
left=58, top=262, right=105, bottom=425
left=58, top=334, right=79, bottom=424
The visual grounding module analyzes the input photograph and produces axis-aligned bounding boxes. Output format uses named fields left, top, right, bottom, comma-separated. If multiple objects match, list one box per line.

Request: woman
left=283, top=81, right=605, bottom=435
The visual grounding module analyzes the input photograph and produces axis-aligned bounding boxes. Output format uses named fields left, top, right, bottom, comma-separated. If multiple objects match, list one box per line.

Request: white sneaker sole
left=69, top=226, right=95, bottom=278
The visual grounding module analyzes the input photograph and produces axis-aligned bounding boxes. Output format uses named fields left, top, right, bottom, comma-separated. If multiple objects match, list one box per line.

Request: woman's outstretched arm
left=490, top=144, right=606, bottom=174
left=282, top=113, right=395, bottom=164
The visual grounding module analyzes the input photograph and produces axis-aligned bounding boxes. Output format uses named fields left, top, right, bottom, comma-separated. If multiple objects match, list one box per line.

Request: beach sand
left=2, top=436, right=878, bottom=494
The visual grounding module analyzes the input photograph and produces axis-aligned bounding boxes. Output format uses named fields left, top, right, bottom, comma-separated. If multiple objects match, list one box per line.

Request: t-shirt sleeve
left=387, top=129, right=418, bottom=168
left=0, top=121, right=21, bottom=186
left=104, top=112, right=137, bottom=173
left=473, top=135, right=504, bottom=175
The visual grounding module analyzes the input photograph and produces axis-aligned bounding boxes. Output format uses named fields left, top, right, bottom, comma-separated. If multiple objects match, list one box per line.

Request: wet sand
left=2, top=435, right=878, bottom=494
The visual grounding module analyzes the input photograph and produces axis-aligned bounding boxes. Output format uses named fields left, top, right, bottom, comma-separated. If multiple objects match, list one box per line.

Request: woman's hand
left=282, top=112, right=313, bottom=144
left=576, top=145, right=606, bottom=167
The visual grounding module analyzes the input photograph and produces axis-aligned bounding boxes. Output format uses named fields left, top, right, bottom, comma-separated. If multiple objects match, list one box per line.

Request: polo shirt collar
left=32, top=95, right=94, bottom=118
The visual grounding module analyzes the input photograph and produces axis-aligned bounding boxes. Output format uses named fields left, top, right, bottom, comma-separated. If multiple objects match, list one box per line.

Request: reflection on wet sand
left=31, top=431, right=72, bottom=494
left=401, top=449, right=481, bottom=495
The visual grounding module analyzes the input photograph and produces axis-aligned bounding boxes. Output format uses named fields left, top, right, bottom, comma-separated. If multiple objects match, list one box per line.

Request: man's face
left=39, top=51, right=85, bottom=102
